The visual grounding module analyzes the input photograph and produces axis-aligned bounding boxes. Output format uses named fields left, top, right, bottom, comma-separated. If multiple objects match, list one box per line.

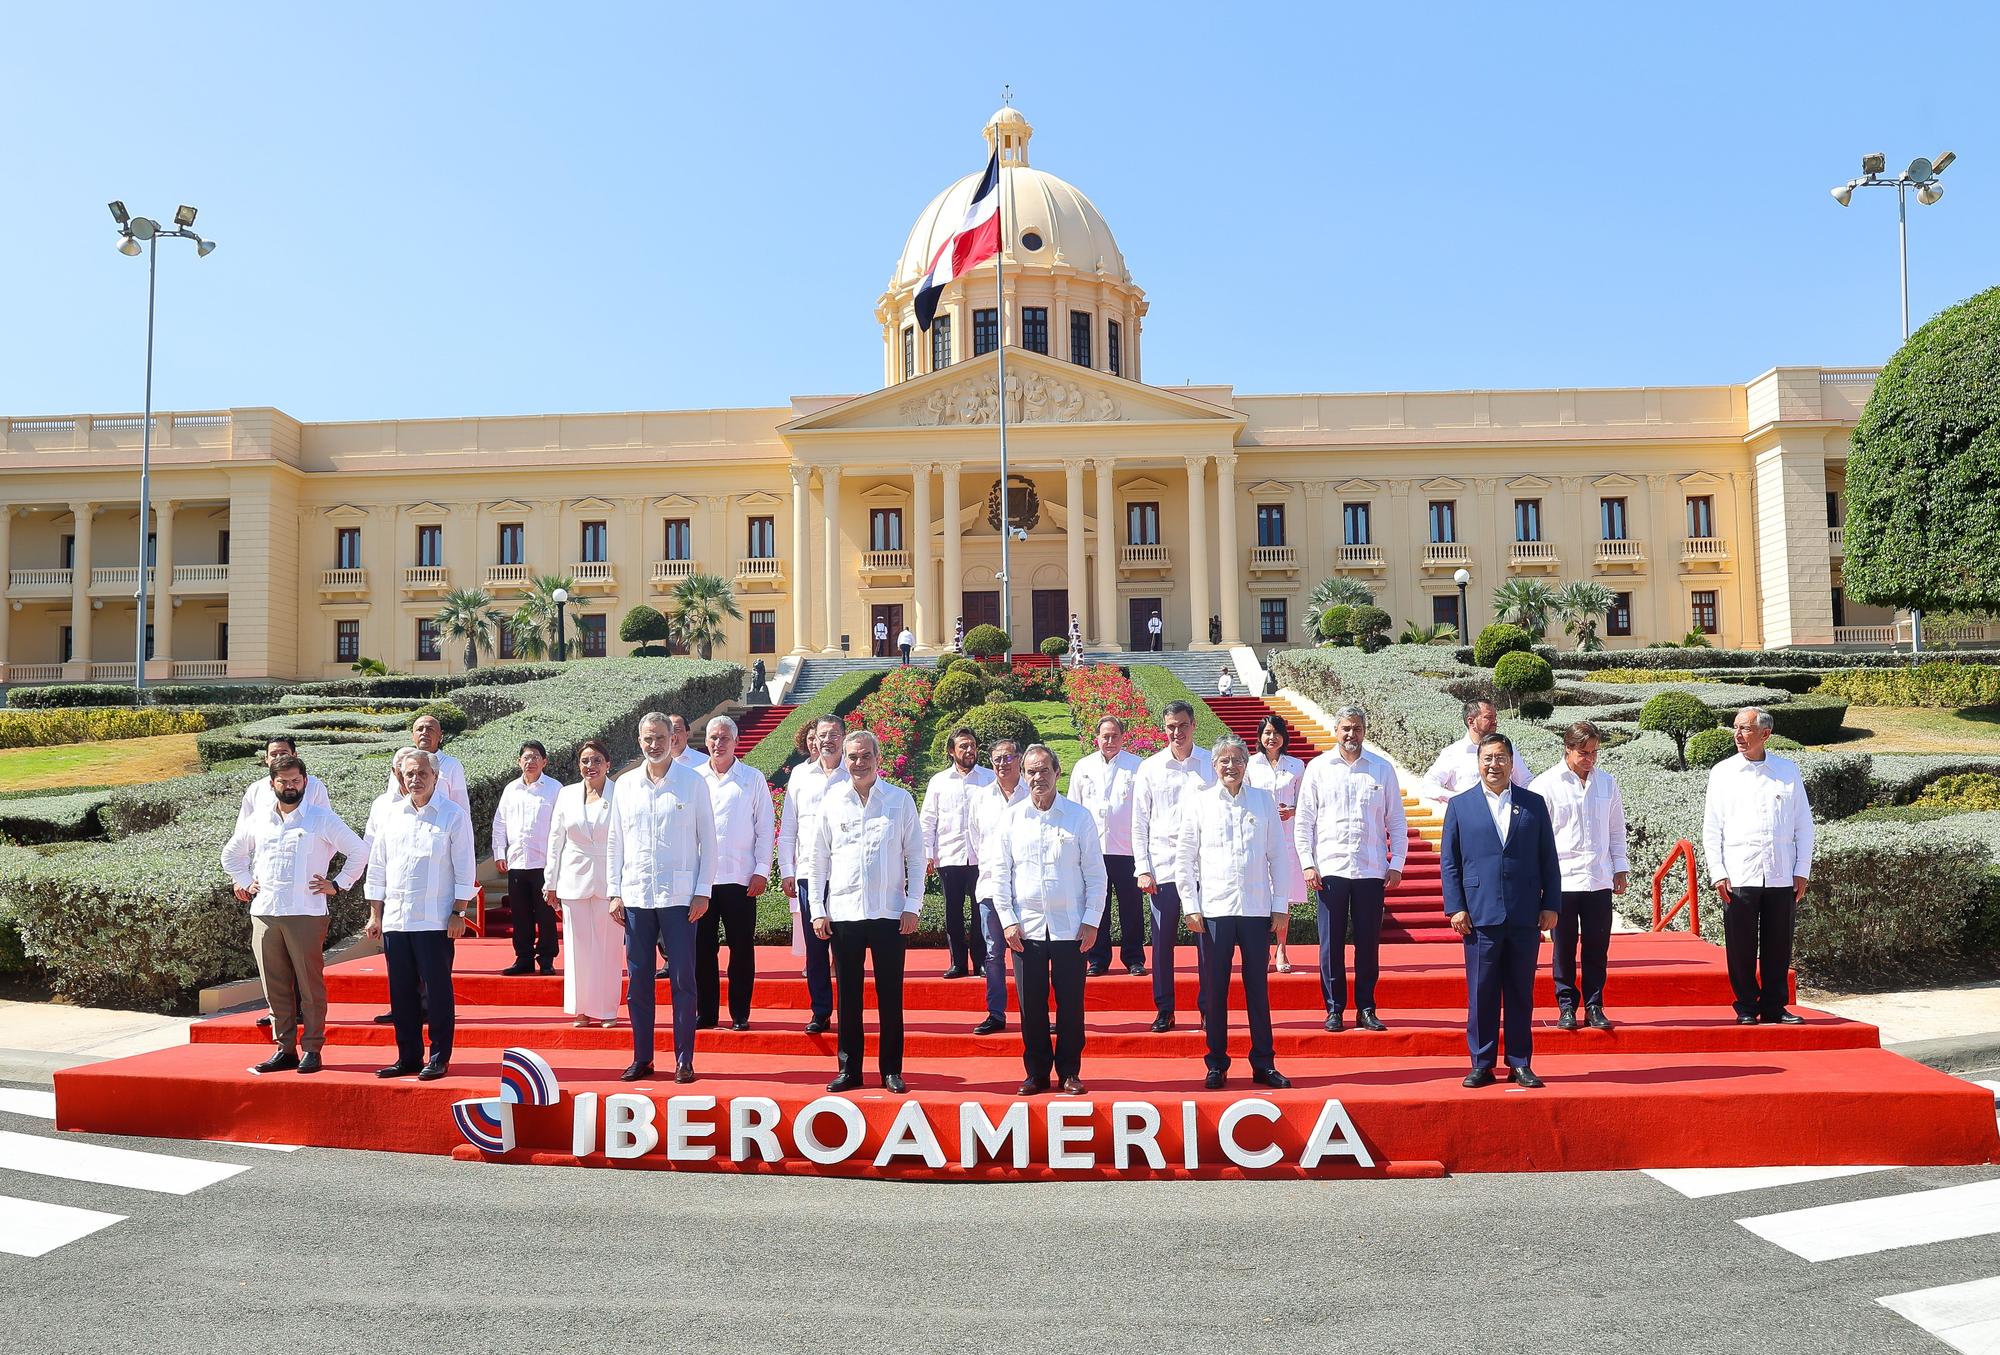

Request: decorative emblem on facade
left=986, top=474, right=1040, bottom=532
left=899, top=369, right=1122, bottom=426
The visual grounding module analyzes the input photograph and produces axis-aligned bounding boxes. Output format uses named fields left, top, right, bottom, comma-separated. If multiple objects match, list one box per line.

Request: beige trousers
left=252, top=913, right=330, bottom=1052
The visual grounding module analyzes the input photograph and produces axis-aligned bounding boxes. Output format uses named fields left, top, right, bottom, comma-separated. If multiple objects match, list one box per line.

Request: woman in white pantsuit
left=1248, top=715, right=1309, bottom=973
left=544, top=738, right=622, bottom=1026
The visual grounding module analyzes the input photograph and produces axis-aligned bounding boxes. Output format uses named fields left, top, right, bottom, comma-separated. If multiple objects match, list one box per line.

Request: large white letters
left=666, top=1095, right=718, bottom=1161
left=1217, top=1098, right=1283, bottom=1169
left=1299, top=1099, right=1375, bottom=1169
left=1111, top=1101, right=1165, bottom=1169
left=729, top=1097, right=784, bottom=1162
left=1047, top=1101, right=1097, bottom=1170
left=604, top=1093, right=658, bottom=1159
left=793, top=1096, right=868, bottom=1165
left=959, top=1101, right=1031, bottom=1168
left=874, top=1101, right=946, bottom=1169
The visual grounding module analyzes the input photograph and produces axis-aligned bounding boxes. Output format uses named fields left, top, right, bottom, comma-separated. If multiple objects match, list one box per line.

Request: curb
left=1887, top=1031, right=2000, bottom=1078
left=0, top=1048, right=101, bottom=1087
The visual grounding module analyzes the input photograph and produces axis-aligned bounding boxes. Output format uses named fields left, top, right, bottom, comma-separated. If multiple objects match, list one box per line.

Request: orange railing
left=1651, top=838, right=1701, bottom=936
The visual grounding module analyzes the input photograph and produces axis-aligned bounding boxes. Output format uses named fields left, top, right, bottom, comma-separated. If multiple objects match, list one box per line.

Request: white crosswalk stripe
left=0, top=1130, right=249, bottom=1196
left=1736, top=1178, right=2000, bottom=1263
left=0, top=1089, right=56, bottom=1120
left=0, top=1195, right=126, bottom=1259
left=1878, top=1276, right=2000, bottom=1355
left=1644, top=1165, right=1896, bottom=1199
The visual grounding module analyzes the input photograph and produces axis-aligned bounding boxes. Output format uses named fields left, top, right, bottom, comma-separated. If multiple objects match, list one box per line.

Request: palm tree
left=1491, top=577, right=1557, bottom=637
left=1309, top=576, right=1376, bottom=613
left=434, top=588, right=503, bottom=671
left=668, top=573, right=742, bottom=660
left=349, top=656, right=389, bottom=676
left=1552, top=580, right=1617, bottom=652
left=1398, top=619, right=1460, bottom=645
left=507, top=575, right=595, bottom=660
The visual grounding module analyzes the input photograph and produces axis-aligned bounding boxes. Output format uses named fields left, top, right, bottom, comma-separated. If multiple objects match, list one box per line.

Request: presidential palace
left=0, top=106, right=1915, bottom=685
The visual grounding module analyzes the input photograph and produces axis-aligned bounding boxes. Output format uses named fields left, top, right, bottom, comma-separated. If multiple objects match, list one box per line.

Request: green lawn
left=1831, top=706, right=2000, bottom=755
left=0, top=734, right=204, bottom=792
left=1009, top=699, right=1087, bottom=792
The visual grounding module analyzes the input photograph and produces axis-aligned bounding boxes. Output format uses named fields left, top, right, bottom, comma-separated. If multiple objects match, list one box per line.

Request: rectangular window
left=216, top=622, right=229, bottom=662
left=902, top=326, right=916, bottom=382
left=581, top=520, right=608, bottom=564
left=416, top=618, right=440, bottom=662
left=870, top=508, right=903, bottom=552
left=749, top=609, right=776, bottom=654
left=1514, top=499, right=1542, bottom=542
left=1259, top=598, right=1288, bottom=643
left=1022, top=306, right=1048, bottom=354
left=1826, top=491, right=1841, bottom=527
left=663, top=519, right=691, bottom=561
left=1432, top=594, right=1460, bottom=632
left=144, top=623, right=154, bottom=661
left=336, top=527, right=362, bottom=570
left=1070, top=310, right=1092, bottom=367
left=1600, top=497, right=1628, bottom=541
left=747, top=516, right=776, bottom=559
left=931, top=315, right=952, bottom=371
left=61, top=535, right=75, bottom=570
left=1831, top=587, right=1845, bottom=629
left=217, top=530, right=230, bottom=565
left=145, top=532, right=157, bottom=568
left=336, top=619, right=360, bottom=662
left=1428, top=500, right=1457, bottom=544
left=1126, top=502, right=1161, bottom=546
left=1256, top=504, right=1286, bottom=548
left=1686, top=495, right=1716, bottom=539
left=498, top=523, right=525, bottom=566
left=973, top=308, right=998, bottom=356
left=1691, top=590, right=1719, bottom=635
left=1107, top=320, right=1122, bottom=377
left=578, top=614, right=607, bottom=658
left=61, top=625, right=73, bottom=663
left=498, top=624, right=517, bottom=660
left=1607, top=592, right=1632, bottom=637
left=416, top=524, right=443, bottom=567
left=1343, top=502, right=1372, bottom=546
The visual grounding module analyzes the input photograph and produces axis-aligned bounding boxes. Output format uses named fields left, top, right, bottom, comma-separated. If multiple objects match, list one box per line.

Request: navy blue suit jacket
left=1440, top=784, right=1563, bottom=929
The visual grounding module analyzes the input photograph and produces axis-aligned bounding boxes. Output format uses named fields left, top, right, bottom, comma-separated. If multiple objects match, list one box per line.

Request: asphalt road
left=1, top=1082, right=1996, bottom=1355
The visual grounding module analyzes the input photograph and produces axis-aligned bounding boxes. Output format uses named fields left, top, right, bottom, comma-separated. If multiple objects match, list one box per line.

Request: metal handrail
left=1651, top=837, right=1701, bottom=936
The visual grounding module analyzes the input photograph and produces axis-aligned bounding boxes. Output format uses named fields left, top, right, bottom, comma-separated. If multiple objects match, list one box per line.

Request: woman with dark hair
left=543, top=737, right=621, bottom=1027
left=1247, top=714, right=1308, bottom=973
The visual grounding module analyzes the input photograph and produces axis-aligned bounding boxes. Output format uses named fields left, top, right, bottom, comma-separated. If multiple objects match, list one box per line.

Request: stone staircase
left=1081, top=649, right=1234, bottom=691
left=787, top=656, right=932, bottom=703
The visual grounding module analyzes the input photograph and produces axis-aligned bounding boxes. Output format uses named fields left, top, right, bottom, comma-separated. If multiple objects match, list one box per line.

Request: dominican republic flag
left=915, top=150, right=1001, bottom=332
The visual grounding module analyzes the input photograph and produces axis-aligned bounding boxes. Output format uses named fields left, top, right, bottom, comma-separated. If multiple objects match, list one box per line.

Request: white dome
left=892, top=108, right=1129, bottom=288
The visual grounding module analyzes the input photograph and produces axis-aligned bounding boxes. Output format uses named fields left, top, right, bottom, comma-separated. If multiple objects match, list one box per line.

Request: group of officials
left=220, top=690, right=1814, bottom=1093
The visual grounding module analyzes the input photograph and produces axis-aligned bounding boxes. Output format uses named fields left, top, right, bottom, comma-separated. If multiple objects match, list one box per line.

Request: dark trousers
left=697, top=882, right=757, bottom=1025
left=1316, top=875, right=1386, bottom=1014
left=1014, top=937, right=1087, bottom=1084
left=874, top=634, right=886, bottom=657
left=1723, top=885, right=1796, bottom=1019
left=899, top=643, right=912, bottom=665
left=384, top=929, right=455, bottom=1066
left=1149, top=882, right=1208, bottom=1018
left=507, top=868, right=557, bottom=967
left=832, top=918, right=907, bottom=1077
left=627, top=906, right=697, bottom=1066
left=979, top=899, right=1009, bottom=1020
left=798, top=880, right=832, bottom=1021
left=1085, top=855, right=1147, bottom=969
left=938, top=865, right=981, bottom=971
left=1464, top=923, right=1539, bottom=1070
left=1200, top=915, right=1275, bottom=1074
left=1552, top=888, right=1614, bottom=1011
left=1149, top=630, right=1163, bottom=652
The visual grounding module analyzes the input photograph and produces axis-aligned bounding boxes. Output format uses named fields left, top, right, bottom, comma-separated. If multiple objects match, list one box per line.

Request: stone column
left=789, top=463, right=812, bottom=652
left=67, top=501, right=95, bottom=675
left=1184, top=456, right=1210, bottom=648
left=1094, top=458, right=1117, bottom=647
left=1215, top=453, right=1241, bottom=644
left=1064, top=458, right=1088, bottom=644
left=0, top=507, right=12, bottom=670
left=940, top=462, right=963, bottom=641
left=911, top=463, right=934, bottom=647
left=820, top=466, right=843, bottom=653
left=149, top=500, right=176, bottom=678
left=1645, top=474, right=1680, bottom=644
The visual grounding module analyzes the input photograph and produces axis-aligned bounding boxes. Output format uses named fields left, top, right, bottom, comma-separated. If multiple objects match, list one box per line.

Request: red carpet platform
left=55, top=935, right=1998, bottom=1179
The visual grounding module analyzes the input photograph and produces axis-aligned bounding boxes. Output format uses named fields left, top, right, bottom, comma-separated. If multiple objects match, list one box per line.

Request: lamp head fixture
left=1861, top=152, right=1887, bottom=176
left=1932, top=150, right=1957, bottom=175
left=1830, top=181, right=1856, bottom=206
left=1453, top=568, right=1471, bottom=587
left=116, top=234, right=142, bottom=257
left=195, top=237, right=217, bottom=257
left=174, top=204, right=198, bottom=228
left=552, top=587, right=569, bottom=605
left=107, top=200, right=129, bottom=226
left=1917, top=181, right=1944, bottom=205
left=128, top=217, right=159, bottom=241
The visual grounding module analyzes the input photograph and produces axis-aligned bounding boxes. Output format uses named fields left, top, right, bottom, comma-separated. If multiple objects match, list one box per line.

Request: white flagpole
left=995, top=142, right=1012, bottom=662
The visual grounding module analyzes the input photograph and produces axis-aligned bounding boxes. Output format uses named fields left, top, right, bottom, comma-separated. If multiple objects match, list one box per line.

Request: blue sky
left=3, top=2, right=1992, bottom=421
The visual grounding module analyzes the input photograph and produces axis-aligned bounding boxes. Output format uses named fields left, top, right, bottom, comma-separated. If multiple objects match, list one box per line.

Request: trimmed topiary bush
left=927, top=702, right=1038, bottom=766
left=1519, top=698, right=1555, bottom=720
left=932, top=668, right=989, bottom=713
left=617, top=604, right=670, bottom=647
left=1318, top=605, right=1356, bottom=645
left=1474, top=623, right=1534, bottom=668
left=962, top=624, right=1010, bottom=658
left=1639, top=691, right=1715, bottom=770
left=1040, top=635, right=1069, bottom=657
left=1492, top=651, right=1555, bottom=708
left=1349, top=605, right=1392, bottom=653
left=944, top=655, right=986, bottom=678
left=1686, top=726, right=1736, bottom=768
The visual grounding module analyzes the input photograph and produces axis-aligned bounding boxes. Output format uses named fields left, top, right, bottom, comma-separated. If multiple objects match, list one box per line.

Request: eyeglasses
left=992, top=753, right=1019, bottom=763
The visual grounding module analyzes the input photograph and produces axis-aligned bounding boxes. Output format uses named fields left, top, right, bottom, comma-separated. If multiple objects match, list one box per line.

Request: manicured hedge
left=1869, top=754, right=2000, bottom=806
left=5, top=682, right=291, bottom=709
left=1732, top=694, right=1849, bottom=745
left=0, top=706, right=208, bottom=749
left=1817, top=662, right=2000, bottom=708
left=1560, top=648, right=2000, bottom=672
left=743, top=670, right=883, bottom=789
left=0, top=792, right=110, bottom=845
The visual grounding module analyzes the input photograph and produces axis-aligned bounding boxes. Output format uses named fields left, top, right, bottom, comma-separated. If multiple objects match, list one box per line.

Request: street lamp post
left=110, top=202, right=216, bottom=694
left=1453, top=567, right=1472, bottom=644
left=1830, top=150, right=1955, bottom=654
left=552, top=587, right=570, bottom=661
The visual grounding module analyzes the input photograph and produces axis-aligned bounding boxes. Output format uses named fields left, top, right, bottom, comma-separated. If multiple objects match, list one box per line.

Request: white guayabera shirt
left=1131, top=746, right=1216, bottom=885
left=365, top=794, right=479, bottom=932
left=987, top=795, right=1107, bottom=942
left=1702, top=752, right=1815, bottom=888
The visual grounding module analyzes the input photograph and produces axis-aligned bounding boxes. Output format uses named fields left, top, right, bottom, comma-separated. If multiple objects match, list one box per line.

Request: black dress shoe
left=1324, top=1012, right=1345, bottom=1033
left=1251, top=1068, right=1293, bottom=1090
left=417, top=1056, right=450, bottom=1081
left=656, top=966, right=670, bottom=980
left=1017, top=1078, right=1050, bottom=1096
left=696, top=1018, right=720, bottom=1030
left=1203, top=1070, right=1226, bottom=1090
left=882, top=1074, right=908, bottom=1094
left=730, top=1020, right=750, bottom=1032
left=825, top=1072, right=862, bottom=1093
left=973, top=1016, right=1005, bottom=1036
left=1585, top=1005, right=1613, bottom=1031
left=1772, top=1011, right=1805, bottom=1025
left=376, top=1062, right=421, bottom=1079
left=1127, top=963, right=1147, bottom=976
left=501, top=962, right=534, bottom=977
left=1510, top=1066, right=1545, bottom=1089
left=619, top=1060, right=655, bottom=1082
left=296, top=1051, right=323, bottom=1075
left=251, top=1049, right=299, bottom=1075
left=675, top=1064, right=696, bottom=1084
left=1736, top=1014, right=1760, bottom=1025
left=372, top=1012, right=395, bottom=1024
left=1462, top=1067, right=1496, bottom=1088
left=255, top=1015, right=273, bottom=1028
left=941, top=965, right=968, bottom=980
left=1557, top=1007, right=1578, bottom=1032
left=1356, top=1008, right=1387, bottom=1032
left=1085, top=963, right=1108, bottom=977
left=538, top=962, right=556, bottom=976
left=970, top=966, right=986, bottom=979
left=805, top=1018, right=830, bottom=1035
left=1150, top=1013, right=1173, bottom=1033
left=1059, top=1076, right=1086, bottom=1096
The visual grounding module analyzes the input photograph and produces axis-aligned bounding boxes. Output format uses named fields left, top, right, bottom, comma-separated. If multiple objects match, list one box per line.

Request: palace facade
left=0, top=107, right=1902, bottom=685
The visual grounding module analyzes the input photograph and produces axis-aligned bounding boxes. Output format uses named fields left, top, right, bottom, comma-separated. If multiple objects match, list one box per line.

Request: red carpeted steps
left=1205, top=696, right=1328, bottom=763
left=731, top=704, right=793, bottom=759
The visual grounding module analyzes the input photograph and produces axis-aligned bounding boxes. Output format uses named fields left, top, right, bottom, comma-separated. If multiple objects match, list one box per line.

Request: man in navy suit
left=1439, top=733, right=1561, bottom=1089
